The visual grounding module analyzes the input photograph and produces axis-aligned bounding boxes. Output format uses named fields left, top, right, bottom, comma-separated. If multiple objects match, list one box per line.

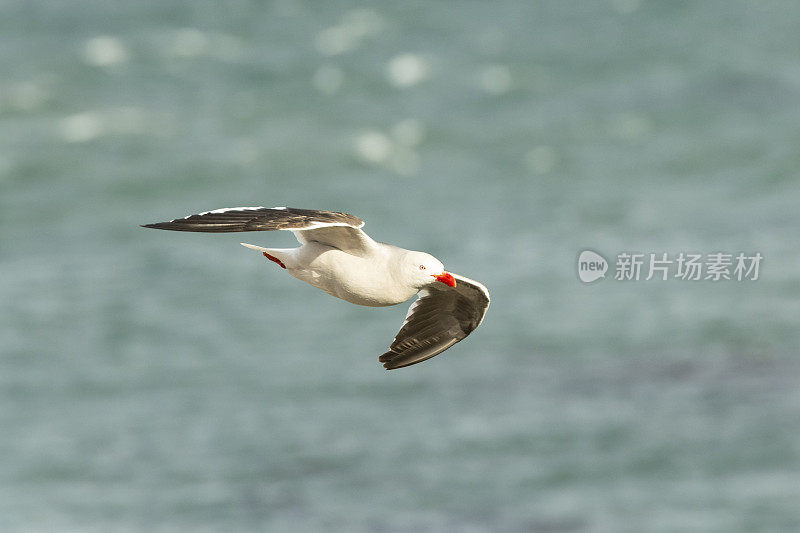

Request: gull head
left=403, top=251, right=456, bottom=289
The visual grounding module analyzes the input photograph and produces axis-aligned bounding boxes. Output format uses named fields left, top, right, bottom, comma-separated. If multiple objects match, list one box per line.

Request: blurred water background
left=2, top=1, right=800, bottom=531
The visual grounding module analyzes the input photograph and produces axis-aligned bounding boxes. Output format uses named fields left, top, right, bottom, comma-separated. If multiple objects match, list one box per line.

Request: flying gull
left=142, top=206, right=489, bottom=369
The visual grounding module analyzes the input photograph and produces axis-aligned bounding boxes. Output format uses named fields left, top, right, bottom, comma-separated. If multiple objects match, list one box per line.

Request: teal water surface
left=2, top=1, right=800, bottom=531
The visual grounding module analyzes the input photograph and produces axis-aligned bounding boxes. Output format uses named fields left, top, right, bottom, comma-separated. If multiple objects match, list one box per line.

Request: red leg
left=262, top=251, right=286, bottom=269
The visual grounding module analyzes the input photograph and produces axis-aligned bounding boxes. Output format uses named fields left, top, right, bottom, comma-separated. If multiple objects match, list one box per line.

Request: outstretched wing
left=142, top=206, right=377, bottom=255
left=379, top=274, right=490, bottom=370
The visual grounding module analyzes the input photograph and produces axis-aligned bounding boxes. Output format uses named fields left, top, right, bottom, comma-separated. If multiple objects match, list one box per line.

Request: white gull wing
left=379, top=274, right=490, bottom=370
left=142, top=206, right=379, bottom=255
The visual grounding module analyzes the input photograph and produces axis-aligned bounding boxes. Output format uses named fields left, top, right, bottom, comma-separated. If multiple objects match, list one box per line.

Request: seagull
left=142, top=206, right=489, bottom=369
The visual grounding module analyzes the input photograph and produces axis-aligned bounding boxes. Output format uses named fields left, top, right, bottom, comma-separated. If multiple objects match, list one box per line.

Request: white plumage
left=143, top=206, right=490, bottom=369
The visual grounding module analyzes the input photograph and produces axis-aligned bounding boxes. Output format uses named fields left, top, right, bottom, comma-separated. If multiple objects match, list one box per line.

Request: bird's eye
left=419, top=264, right=426, bottom=270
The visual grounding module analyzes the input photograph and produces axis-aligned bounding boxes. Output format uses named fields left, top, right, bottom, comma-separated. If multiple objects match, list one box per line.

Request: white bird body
left=243, top=241, right=419, bottom=307
left=143, top=206, right=490, bottom=369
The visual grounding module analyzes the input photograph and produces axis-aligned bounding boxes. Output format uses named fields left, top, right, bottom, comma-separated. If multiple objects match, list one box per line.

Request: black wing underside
left=379, top=275, right=490, bottom=370
left=142, top=206, right=364, bottom=233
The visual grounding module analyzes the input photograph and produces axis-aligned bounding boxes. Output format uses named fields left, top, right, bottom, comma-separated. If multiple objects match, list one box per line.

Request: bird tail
left=240, top=243, right=293, bottom=269
left=240, top=242, right=270, bottom=253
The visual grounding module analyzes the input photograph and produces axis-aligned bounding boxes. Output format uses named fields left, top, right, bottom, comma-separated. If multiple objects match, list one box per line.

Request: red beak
left=433, top=272, right=457, bottom=287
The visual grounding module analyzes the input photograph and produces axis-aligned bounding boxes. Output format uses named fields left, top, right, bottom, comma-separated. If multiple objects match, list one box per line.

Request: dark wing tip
left=379, top=351, right=395, bottom=369
left=379, top=340, right=454, bottom=369
left=141, top=222, right=184, bottom=230
left=379, top=350, right=442, bottom=370
left=380, top=352, right=403, bottom=370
